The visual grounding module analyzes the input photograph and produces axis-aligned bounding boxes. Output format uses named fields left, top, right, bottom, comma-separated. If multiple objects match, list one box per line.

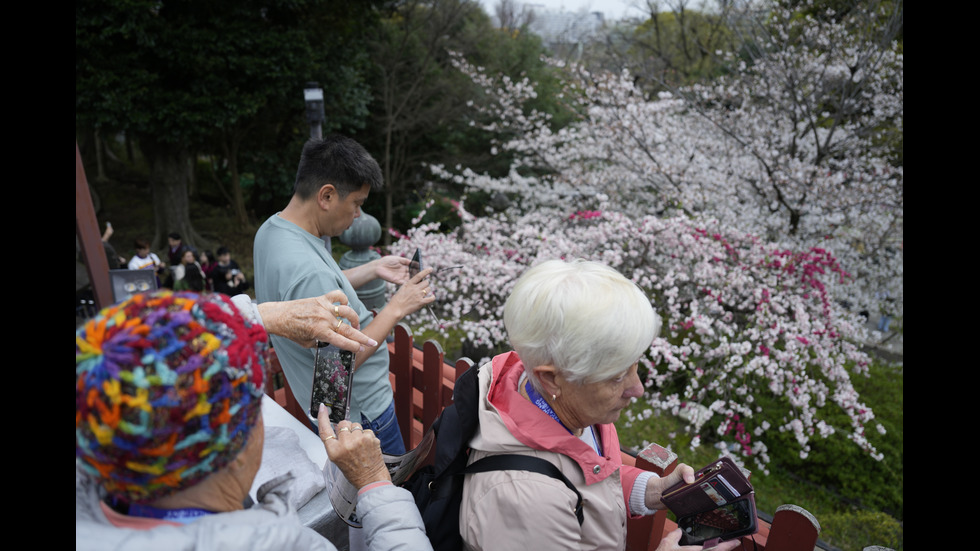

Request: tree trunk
left=142, top=138, right=208, bottom=252
left=93, top=130, right=108, bottom=182
left=225, top=137, right=250, bottom=229
left=383, top=127, right=394, bottom=246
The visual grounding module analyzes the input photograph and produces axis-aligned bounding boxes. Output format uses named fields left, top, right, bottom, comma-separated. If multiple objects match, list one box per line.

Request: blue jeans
left=309, top=400, right=406, bottom=455
left=877, top=315, right=891, bottom=332
left=361, top=399, right=406, bottom=455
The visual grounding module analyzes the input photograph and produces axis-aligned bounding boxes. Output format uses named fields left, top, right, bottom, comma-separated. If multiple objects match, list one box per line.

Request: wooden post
left=421, top=339, right=445, bottom=432
left=76, top=142, right=113, bottom=310
left=451, top=358, right=474, bottom=405
left=625, top=443, right=678, bottom=551
left=391, top=324, right=414, bottom=447
left=763, top=504, right=821, bottom=551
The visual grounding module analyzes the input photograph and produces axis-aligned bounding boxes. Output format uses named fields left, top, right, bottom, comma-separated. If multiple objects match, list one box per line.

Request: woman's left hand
left=318, top=408, right=391, bottom=490
left=644, top=463, right=697, bottom=511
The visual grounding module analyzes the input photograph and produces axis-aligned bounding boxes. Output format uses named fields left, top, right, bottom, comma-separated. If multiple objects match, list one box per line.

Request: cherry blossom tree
left=386, top=0, right=899, bottom=471
left=389, top=203, right=885, bottom=472
left=435, top=0, right=903, bottom=320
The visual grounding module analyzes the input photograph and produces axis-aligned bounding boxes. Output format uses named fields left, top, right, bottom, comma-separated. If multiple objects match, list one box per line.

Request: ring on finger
left=338, top=427, right=350, bottom=433
left=351, top=425, right=363, bottom=431
left=336, top=320, right=344, bottom=330
left=324, top=435, right=337, bottom=440
left=334, top=305, right=340, bottom=315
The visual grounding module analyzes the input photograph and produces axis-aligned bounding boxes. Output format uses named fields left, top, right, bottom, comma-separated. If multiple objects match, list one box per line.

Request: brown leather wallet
left=661, top=457, right=758, bottom=546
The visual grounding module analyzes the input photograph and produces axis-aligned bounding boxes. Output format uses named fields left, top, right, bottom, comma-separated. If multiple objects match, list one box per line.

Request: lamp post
left=304, top=82, right=325, bottom=140
left=304, top=82, right=332, bottom=251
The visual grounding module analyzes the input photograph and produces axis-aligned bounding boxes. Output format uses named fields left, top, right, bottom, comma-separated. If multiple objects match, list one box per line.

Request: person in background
left=100, top=222, right=125, bottom=269
left=76, top=290, right=429, bottom=551
left=253, top=135, right=434, bottom=455
left=459, top=259, right=741, bottom=551
left=173, top=248, right=206, bottom=292
left=164, top=233, right=193, bottom=288
left=127, top=239, right=167, bottom=288
left=212, top=246, right=249, bottom=296
left=198, top=250, right=217, bottom=292
left=166, top=232, right=190, bottom=267
left=127, top=239, right=163, bottom=271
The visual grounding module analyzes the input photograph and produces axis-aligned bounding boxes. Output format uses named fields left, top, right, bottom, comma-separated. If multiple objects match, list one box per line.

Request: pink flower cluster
left=568, top=210, right=602, bottom=220
left=386, top=208, right=885, bottom=472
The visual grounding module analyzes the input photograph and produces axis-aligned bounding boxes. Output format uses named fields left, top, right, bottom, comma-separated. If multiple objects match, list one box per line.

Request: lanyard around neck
left=523, top=377, right=573, bottom=435
left=521, top=374, right=602, bottom=456
left=125, top=503, right=215, bottom=524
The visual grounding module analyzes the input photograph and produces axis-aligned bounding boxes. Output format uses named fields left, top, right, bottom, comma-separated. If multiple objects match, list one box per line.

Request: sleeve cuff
left=230, top=294, right=264, bottom=327
left=629, top=471, right=659, bottom=516
left=357, top=481, right=393, bottom=496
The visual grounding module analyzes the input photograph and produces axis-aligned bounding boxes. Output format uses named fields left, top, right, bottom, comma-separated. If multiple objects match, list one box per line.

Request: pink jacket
left=460, top=352, right=646, bottom=550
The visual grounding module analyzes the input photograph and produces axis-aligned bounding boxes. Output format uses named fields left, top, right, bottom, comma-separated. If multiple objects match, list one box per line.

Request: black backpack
left=401, top=363, right=584, bottom=551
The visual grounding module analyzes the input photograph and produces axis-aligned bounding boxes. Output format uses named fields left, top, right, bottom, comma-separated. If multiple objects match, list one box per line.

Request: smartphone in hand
left=409, top=248, right=422, bottom=279
left=310, top=342, right=355, bottom=424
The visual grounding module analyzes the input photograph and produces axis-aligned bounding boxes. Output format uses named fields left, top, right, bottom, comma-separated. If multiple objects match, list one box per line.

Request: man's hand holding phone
left=373, top=255, right=411, bottom=285
left=388, top=246, right=434, bottom=320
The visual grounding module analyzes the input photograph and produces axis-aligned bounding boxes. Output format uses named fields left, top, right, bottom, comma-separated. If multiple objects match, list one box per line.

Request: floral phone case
left=310, top=343, right=355, bottom=424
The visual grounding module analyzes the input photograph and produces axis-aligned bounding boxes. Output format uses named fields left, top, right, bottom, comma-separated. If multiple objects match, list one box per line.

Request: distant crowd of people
left=99, top=225, right=248, bottom=295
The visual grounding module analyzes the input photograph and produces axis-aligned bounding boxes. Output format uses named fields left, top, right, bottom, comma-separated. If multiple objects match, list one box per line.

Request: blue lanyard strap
left=126, top=503, right=215, bottom=524
left=523, top=376, right=602, bottom=456
left=525, top=379, right=574, bottom=435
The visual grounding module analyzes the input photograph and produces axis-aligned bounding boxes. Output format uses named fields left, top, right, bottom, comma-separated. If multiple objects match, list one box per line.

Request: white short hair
left=504, top=259, right=661, bottom=388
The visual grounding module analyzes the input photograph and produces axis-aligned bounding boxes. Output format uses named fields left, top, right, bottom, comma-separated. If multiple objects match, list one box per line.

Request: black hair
left=293, top=135, right=383, bottom=200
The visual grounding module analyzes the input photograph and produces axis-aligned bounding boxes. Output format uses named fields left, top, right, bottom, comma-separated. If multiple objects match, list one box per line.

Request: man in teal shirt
left=254, top=135, right=434, bottom=454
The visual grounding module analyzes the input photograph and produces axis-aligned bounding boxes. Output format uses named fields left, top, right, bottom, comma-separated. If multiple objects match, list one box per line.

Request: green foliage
left=625, top=8, right=737, bottom=93
left=820, top=510, right=903, bottom=551
left=79, top=0, right=381, bottom=138
left=766, top=361, right=903, bottom=518
left=347, top=0, right=577, bottom=237
left=77, top=0, right=384, bottom=228
left=76, top=0, right=161, bottom=133
left=618, top=357, right=902, bottom=548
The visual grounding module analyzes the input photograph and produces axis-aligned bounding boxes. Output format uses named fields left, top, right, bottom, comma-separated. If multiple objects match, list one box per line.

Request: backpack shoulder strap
left=465, top=454, right=584, bottom=526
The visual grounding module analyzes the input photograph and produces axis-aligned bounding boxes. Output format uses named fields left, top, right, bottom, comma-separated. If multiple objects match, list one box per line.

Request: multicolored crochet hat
left=75, top=290, right=268, bottom=503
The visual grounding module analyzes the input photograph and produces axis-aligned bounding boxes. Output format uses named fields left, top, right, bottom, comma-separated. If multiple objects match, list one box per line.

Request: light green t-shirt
left=253, top=213, right=392, bottom=422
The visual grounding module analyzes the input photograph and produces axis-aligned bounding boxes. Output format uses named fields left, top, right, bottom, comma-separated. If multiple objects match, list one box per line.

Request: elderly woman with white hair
left=459, top=260, right=739, bottom=551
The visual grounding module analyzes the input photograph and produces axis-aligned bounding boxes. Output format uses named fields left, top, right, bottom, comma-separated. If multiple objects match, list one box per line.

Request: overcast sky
left=476, top=0, right=648, bottom=21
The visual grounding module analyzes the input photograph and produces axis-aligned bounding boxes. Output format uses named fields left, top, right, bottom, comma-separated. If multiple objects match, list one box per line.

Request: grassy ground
left=615, top=359, right=904, bottom=551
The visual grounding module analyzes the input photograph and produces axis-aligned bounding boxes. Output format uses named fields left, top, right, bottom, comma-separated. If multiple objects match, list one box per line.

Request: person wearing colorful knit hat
left=75, top=290, right=431, bottom=551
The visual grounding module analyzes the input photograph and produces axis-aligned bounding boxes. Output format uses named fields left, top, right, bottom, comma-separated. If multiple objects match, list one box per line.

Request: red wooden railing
left=266, top=323, right=821, bottom=551
left=387, top=322, right=472, bottom=449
